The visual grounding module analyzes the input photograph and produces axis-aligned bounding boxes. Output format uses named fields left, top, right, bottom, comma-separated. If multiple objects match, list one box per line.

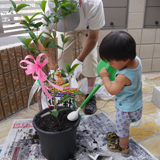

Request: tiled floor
left=0, top=73, right=160, bottom=159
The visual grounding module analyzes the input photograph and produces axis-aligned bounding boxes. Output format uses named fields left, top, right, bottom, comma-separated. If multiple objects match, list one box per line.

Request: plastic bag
left=79, top=79, right=114, bottom=101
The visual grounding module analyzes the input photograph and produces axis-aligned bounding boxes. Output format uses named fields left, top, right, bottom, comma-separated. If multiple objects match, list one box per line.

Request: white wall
left=99, top=0, right=160, bottom=73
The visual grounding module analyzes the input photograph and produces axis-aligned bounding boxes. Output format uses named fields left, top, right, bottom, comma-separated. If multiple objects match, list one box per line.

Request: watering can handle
left=105, top=64, right=110, bottom=71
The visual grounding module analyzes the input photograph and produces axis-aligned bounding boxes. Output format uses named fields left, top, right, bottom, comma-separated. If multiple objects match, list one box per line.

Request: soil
left=35, top=107, right=78, bottom=132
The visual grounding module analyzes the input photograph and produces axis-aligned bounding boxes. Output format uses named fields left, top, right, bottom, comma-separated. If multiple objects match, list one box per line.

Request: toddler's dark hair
left=99, top=30, right=136, bottom=62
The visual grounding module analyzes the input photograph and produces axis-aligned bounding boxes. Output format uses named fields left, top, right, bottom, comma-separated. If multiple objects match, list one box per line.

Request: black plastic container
left=33, top=107, right=80, bottom=160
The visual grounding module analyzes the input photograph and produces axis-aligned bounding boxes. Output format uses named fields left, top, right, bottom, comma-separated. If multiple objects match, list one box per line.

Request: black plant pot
left=33, top=107, right=80, bottom=160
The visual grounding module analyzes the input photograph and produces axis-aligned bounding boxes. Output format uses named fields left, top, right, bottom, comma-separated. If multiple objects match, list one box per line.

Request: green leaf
left=25, top=30, right=31, bottom=33
left=21, top=14, right=30, bottom=22
left=30, top=12, right=42, bottom=22
left=41, top=49, right=48, bottom=52
left=42, top=39, right=52, bottom=48
left=29, top=19, right=38, bottom=23
left=28, top=31, right=37, bottom=45
left=61, top=73, right=67, bottom=77
left=49, top=45, right=63, bottom=50
left=49, top=110, right=59, bottom=118
left=42, top=14, right=49, bottom=22
left=17, top=36, right=26, bottom=44
left=45, top=39, right=54, bottom=48
left=48, top=12, right=55, bottom=18
left=9, top=0, right=16, bottom=9
left=71, top=63, right=79, bottom=71
left=37, top=31, right=45, bottom=41
left=15, top=4, right=30, bottom=12
left=60, top=6, right=68, bottom=16
left=64, top=36, right=73, bottom=44
left=57, top=15, right=63, bottom=21
left=41, top=0, right=47, bottom=12
left=34, top=22, right=43, bottom=28
left=30, top=47, right=37, bottom=53
left=65, top=63, right=71, bottom=74
left=20, top=20, right=29, bottom=27
left=53, top=6, right=58, bottom=12
left=40, top=36, right=46, bottom=44
left=25, top=38, right=32, bottom=48
left=61, top=69, right=65, bottom=75
left=22, top=45, right=28, bottom=49
left=9, top=7, right=14, bottom=12
left=60, top=69, right=66, bottom=77
left=46, top=20, right=52, bottom=27
left=43, top=32, right=54, bottom=40
left=53, top=0, right=59, bottom=8
left=61, top=2, right=72, bottom=8
left=52, top=31, right=56, bottom=37
left=61, top=34, right=64, bottom=42
left=60, top=96, right=72, bottom=103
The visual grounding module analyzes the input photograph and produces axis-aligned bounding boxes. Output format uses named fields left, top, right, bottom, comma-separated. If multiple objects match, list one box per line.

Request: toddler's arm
left=100, top=68, right=129, bottom=95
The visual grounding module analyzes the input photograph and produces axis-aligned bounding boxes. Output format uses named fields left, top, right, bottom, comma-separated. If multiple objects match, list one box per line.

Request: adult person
left=39, top=0, right=105, bottom=115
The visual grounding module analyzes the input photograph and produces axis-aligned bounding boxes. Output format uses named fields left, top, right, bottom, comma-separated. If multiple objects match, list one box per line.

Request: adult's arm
left=77, top=29, right=99, bottom=62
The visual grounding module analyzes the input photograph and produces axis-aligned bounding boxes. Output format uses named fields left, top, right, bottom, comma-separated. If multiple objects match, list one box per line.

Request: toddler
left=99, top=30, right=143, bottom=154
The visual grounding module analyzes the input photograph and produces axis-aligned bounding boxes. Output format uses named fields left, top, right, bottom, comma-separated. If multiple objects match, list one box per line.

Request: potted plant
left=9, top=0, right=82, bottom=159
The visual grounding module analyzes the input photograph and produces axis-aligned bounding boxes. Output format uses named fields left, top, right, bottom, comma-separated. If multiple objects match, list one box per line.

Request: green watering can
left=67, top=59, right=117, bottom=121
left=96, top=59, right=117, bottom=81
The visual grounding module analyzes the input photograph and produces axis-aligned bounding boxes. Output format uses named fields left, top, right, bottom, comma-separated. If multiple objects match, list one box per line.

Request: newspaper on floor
left=0, top=113, right=158, bottom=160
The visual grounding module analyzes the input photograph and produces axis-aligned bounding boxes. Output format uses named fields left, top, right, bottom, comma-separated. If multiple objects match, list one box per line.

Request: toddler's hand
left=100, top=67, right=109, bottom=78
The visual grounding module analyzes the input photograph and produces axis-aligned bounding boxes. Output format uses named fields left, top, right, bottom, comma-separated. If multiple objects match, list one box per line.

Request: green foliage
left=9, top=0, right=16, bottom=9
left=9, top=0, right=79, bottom=58
left=65, top=63, right=79, bottom=75
left=15, top=4, right=30, bottom=12
left=58, top=91, right=83, bottom=105
left=49, top=108, right=70, bottom=118
left=59, top=0, right=79, bottom=17
left=17, top=36, right=26, bottom=44
left=9, top=0, right=81, bottom=112
left=40, top=0, right=47, bottom=12
left=28, top=31, right=38, bottom=45
left=64, top=37, right=73, bottom=44
left=49, top=45, right=63, bottom=50
left=9, top=0, right=30, bottom=13
left=60, top=69, right=66, bottom=77
left=25, top=38, right=32, bottom=48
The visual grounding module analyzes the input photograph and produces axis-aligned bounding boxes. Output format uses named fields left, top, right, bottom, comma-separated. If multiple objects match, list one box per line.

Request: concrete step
left=152, top=86, right=160, bottom=109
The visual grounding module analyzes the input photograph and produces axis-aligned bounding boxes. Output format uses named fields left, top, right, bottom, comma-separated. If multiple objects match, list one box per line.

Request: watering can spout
left=97, top=59, right=117, bottom=81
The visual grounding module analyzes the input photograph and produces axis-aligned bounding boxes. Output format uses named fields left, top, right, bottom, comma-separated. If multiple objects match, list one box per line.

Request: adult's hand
left=71, top=58, right=83, bottom=78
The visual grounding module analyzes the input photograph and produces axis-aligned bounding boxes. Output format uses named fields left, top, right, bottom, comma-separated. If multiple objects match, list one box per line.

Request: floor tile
left=143, top=93, right=153, bottom=103
left=0, top=119, right=14, bottom=139
left=140, top=135, right=160, bottom=157
left=129, top=127, right=156, bottom=142
left=143, top=102, right=159, bottom=115
left=101, top=101, right=116, bottom=113
left=142, top=75, right=157, bottom=87
left=96, top=97, right=107, bottom=109
left=140, top=122, right=160, bottom=134
left=142, top=86, right=153, bottom=92
left=11, top=107, right=39, bottom=120
left=0, top=137, right=7, bottom=145
left=141, top=114, right=155, bottom=122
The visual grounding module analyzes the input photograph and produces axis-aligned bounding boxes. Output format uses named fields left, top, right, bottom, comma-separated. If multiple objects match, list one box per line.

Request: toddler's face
left=108, top=60, right=128, bottom=70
